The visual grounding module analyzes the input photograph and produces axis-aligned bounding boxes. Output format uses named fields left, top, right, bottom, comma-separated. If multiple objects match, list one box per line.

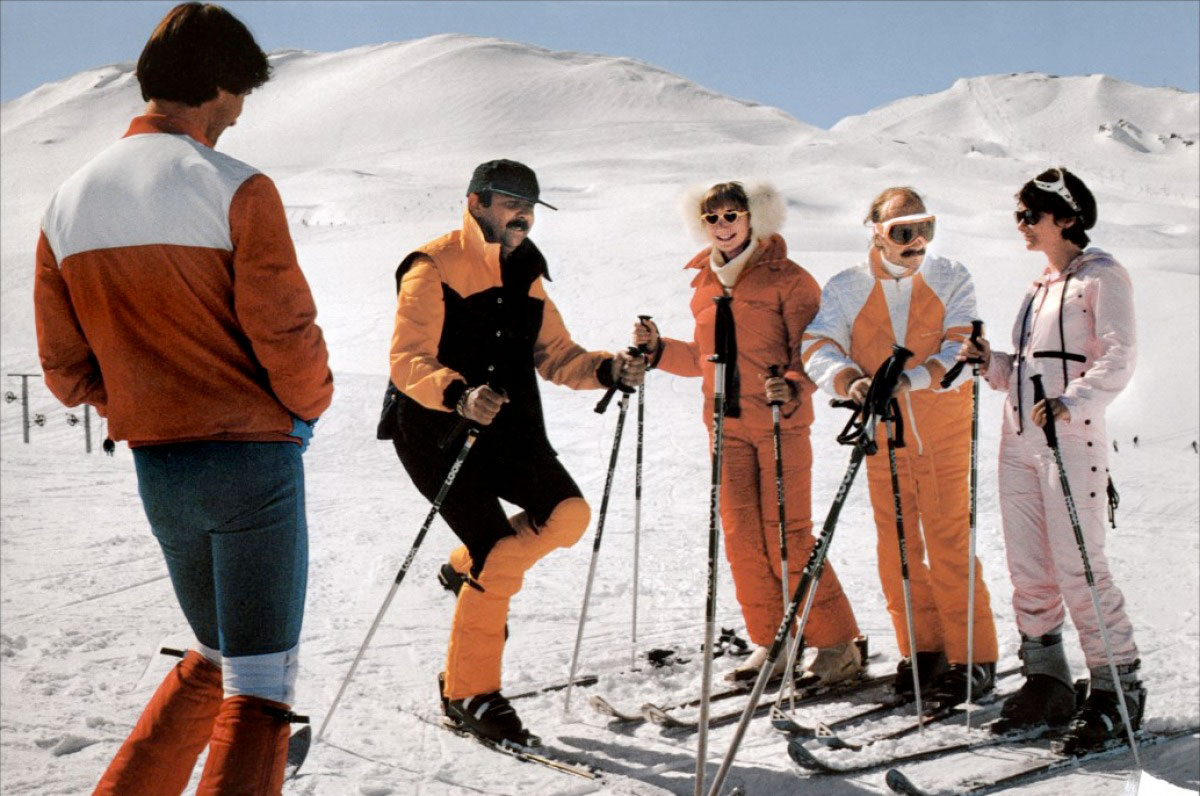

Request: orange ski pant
left=720, top=427, right=860, bottom=649
left=443, top=497, right=590, bottom=699
left=864, top=438, right=998, bottom=664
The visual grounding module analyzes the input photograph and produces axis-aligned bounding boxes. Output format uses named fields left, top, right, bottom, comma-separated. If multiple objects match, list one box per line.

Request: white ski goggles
left=874, top=213, right=936, bottom=245
left=1032, top=168, right=1081, bottom=213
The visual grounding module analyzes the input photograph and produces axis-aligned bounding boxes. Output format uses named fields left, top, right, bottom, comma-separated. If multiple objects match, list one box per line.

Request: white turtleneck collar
left=709, top=238, right=761, bottom=288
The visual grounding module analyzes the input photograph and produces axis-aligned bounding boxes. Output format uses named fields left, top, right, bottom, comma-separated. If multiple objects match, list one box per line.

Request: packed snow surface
left=2, top=35, right=1197, bottom=795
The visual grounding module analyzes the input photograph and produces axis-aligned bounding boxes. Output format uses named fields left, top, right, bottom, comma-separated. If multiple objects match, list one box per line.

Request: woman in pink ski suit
left=962, top=168, right=1143, bottom=748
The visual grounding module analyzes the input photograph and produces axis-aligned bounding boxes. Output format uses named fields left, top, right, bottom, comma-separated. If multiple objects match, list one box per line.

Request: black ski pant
left=391, top=430, right=583, bottom=575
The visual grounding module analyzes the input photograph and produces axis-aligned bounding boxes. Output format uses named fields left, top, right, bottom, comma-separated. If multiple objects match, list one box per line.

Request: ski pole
left=318, top=426, right=480, bottom=741
left=1030, top=374, right=1141, bottom=766
left=705, top=348, right=911, bottom=796
left=564, top=390, right=632, bottom=712
left=962, top=320, right=983, bottom=725
left=696, top=295, right=733, bottom=796
left=766, top=364, right=798, bottom=709
left=706, top=409, right=870, bottom=796
left=631, top=316, right=652, bottom=671
left=884, top=401, right=924, bottom=732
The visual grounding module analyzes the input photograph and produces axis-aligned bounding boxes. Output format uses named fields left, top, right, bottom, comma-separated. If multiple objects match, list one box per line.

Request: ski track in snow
left=2, top=37, right=1198, bottom=795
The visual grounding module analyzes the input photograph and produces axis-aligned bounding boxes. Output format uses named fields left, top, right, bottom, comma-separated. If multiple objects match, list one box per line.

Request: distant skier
left=1192, top=440, right=1197, bottom=454
left=1113, top=439, right=1120, bottom=453
left=1132, top=435, right=1138, bottom=446
left=378, top=159, right=644, bottom=745
left=33, top=3, right=332, bottom=793
left=633, top=181, right=864, bottom=686
left=960, top=167, right=1144, bottom=748
left=803, top=187, right=1000, bottom=706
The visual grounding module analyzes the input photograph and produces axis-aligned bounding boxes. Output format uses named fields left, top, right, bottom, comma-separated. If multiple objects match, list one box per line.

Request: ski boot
left=927, top=662, right=996, bottom=706
left=446, top=690, right=540, bottom=748
left=1057, top=661, right=1146, bottom=754
left=894, top=650, right=948, bottom=698
left=992, top=629, right=1076, bottom=735
left=724, top=645, right=788, bottom=684
left=797, top=639, right=865, bottom=688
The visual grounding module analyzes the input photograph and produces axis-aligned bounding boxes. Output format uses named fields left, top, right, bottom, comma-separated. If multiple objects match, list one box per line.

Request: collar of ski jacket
left=1033, top=247, right=1110, bottom=287
left=124, top=114, right=214, bottom=148
left=869, top=246, right=924, bottom=281
left=687, top=233, right=787, bottom=287
left=459, top=209, right=551, bottom=282
left=708, top=237, right=763, bottom=287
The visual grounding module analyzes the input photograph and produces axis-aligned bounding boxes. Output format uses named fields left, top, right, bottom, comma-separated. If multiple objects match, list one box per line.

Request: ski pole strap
left=940, top=319, right=984, bottom=389
left=832, top=398, right=869, bottom=449
left=1030, top=374, right=1057, bottom=448
left=712, top=295, right=741, bottom=418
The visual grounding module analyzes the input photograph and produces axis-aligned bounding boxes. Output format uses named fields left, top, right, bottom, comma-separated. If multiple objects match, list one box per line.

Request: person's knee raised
left=543, top=497, right=591, bottom=548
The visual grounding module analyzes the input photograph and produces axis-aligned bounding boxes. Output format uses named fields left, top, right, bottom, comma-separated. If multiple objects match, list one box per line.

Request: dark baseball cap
left=467, top=159, right=558, bottom=210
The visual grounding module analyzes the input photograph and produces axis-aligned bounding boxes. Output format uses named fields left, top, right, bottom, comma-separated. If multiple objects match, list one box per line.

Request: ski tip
left=786, top=738, right=822, bottom=771
left=285, top=724, right=312, bottom=779
left=885, top=768, right=926, bottom=795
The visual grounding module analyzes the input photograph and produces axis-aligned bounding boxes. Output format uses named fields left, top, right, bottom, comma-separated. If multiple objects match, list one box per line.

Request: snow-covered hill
left=2, top=35, right=1197, bottom=795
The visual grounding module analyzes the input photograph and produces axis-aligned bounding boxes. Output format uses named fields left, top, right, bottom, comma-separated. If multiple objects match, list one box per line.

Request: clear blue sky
left=2, top=0, right=1196, bottom=128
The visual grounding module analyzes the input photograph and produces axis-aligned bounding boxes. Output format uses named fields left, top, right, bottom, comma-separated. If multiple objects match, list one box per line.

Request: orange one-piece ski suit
left=654, top=233, right=860, bottom=649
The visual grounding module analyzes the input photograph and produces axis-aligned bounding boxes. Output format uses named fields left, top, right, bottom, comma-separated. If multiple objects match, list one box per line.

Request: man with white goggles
left=875, top=213, right=936, bottom=246
left=802, top=186, right=999, bottom=707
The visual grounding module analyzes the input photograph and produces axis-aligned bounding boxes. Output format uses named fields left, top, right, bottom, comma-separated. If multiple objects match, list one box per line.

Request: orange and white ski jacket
left=802, top=250, right=978, bottom=452
left=34, top=115, right=333, bottom=446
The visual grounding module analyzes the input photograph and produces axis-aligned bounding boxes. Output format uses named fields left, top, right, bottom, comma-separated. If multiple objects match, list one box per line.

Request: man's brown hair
left=136, top=3, right=270, bottom=106
left=864, top=187, right=926, bottom=224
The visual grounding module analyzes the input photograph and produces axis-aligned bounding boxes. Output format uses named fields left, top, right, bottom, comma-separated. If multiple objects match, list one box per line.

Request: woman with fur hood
left=633, top=181, right=864, bottom=685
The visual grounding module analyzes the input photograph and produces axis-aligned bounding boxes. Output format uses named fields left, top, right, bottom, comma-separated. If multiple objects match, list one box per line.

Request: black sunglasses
left=1014, top=208, right=1042, bottom=226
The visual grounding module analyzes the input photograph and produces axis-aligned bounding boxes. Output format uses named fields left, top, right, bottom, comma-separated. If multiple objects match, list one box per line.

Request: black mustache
left=508, top=220, right=529, bottom=231
left=902, top=248, right=924, bottom=257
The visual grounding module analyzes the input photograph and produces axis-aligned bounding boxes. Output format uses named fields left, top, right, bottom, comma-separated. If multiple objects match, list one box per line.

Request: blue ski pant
left=133, top=441, right=307, bottom=700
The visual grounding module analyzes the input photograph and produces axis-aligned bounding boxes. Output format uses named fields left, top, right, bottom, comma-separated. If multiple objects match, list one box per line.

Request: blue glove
left=290, top=417, right=316, bottom=453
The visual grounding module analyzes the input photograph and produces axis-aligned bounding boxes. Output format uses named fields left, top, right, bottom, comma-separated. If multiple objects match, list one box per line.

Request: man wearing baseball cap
left=378, top=159, right=644, bottom=745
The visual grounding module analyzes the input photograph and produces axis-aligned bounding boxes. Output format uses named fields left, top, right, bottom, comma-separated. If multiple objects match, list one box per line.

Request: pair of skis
left=594, top=663, right=894, bottom=731
left=885, top=726, right=1199, bottom=796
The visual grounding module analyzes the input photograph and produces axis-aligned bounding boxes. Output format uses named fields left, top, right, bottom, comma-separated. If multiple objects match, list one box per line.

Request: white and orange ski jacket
left=802, top=250, right=978, bottom=453
left=34, top=115, right=333, bottom=446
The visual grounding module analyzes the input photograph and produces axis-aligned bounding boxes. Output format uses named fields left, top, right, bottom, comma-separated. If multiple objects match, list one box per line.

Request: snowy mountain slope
left=834, top=72, right=1199, bottom=162
left=2, top=34, right=1197, bottom=795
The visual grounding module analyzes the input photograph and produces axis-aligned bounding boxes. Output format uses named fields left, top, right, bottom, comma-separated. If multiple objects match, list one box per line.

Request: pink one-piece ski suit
left=984, top=247, right=1138, bottom=668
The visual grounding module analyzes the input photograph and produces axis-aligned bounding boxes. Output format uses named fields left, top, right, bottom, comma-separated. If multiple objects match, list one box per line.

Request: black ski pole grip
left=1030, top=374, right=1057, bottom=448
left=830, top=398, right=860, bottom=411
left=767, top=364, right=784, bottom=407
left=939, top=319, right=984, bottom=389
left=637, top=314, right=653, bottom=354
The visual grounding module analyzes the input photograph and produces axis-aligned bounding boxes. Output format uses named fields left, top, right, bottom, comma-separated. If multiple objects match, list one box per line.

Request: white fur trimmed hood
left=681, top=181, right=787, bottom=245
